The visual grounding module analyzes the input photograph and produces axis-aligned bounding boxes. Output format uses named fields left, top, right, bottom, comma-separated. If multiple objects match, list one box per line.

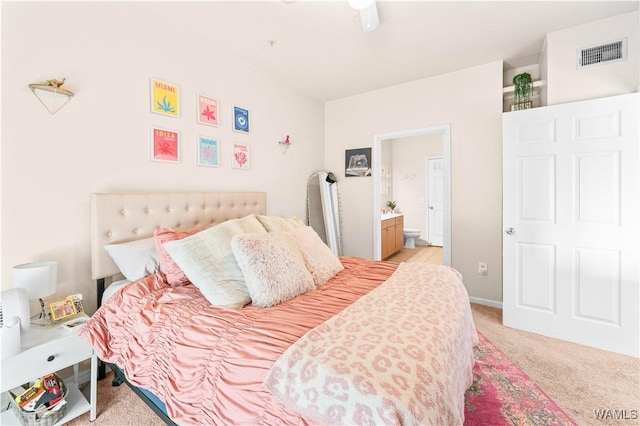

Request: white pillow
left=104, top=237, right=159, bottom=282
left=286, top=226, right=344, bottom=287
left=231, top=233, right=315, bottom=308
left=163, top=214, right=267, bottom=309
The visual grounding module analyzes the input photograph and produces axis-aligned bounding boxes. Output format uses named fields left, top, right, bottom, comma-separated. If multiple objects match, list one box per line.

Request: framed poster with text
left=233, top=105, right=250, bottom=134
left=197, top=94, right=219, bottom=127
left=232, top=143, right=250, bottom=170
left=198, top=136, right=220, bottom=167
left=150, top=78, right=180, bottom=118
left=151, top=127, right=180, bottom=163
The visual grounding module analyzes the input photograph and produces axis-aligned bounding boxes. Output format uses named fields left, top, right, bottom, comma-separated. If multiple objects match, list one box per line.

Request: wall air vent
left=577, top=39, right=626, bottom=69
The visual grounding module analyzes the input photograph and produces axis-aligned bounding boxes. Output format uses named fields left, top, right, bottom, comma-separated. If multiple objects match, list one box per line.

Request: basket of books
left=10, top=373, right=68, bottom=426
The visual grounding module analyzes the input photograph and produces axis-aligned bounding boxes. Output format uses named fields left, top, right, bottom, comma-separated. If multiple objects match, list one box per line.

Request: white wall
left=380, top=140, right=393, bottom=210
left=325, top=61, right=504, bottom=303
left=539, top=38, right=549, bottom=108
left=546, top=11, right=639, bottom=105
left=0, top=3, right=324, bottom=311
left=390, top=134, right=443, bottom=245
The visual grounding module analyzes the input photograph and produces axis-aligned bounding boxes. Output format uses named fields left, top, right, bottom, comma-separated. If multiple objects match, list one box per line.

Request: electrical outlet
left=478, top=262, right=488, bottom=275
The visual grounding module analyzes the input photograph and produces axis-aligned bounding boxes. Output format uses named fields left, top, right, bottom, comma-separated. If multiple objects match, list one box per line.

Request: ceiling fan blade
left=359, top=1, right=379, bottom=32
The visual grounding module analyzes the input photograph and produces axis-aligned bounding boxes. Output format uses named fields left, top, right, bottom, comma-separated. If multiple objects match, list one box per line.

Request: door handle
left=505, top=227, right=515, bottom=235
left=429, top=206, right=434, bottom=210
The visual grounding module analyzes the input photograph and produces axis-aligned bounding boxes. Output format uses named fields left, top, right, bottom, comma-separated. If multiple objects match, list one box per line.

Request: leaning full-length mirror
left=306, top=171, right=342, bottom=256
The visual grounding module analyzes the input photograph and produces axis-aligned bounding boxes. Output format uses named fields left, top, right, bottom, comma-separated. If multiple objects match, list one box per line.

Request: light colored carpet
left=471, top=304, right=639, bottom=426
left=67, top=303, right=639, bottom=426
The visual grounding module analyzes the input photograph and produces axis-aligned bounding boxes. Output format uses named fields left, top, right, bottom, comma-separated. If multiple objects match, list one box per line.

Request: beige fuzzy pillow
left=286, top=226, right=344, bottom=287
left=231, top=233, right=315, bottom=308
left=256, top=215, right=305, bottom=232
left=163, top=214, right=267, bottom=309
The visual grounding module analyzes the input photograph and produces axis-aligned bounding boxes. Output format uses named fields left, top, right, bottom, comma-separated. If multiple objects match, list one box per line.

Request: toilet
left=403, top=228, right=421, bottom=249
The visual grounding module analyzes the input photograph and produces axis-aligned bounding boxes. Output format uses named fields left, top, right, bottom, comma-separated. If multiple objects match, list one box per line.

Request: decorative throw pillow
left=256, top=215, right=305, bottom=232
left=104, top=237, right=159, bottom=282
left=231, top=233, right=315, bottom=308
left=154, top=226, right=206, bottom=287
left=286, top=226, right=344, bottom=287
left=163, top=214, right=267, bottom=309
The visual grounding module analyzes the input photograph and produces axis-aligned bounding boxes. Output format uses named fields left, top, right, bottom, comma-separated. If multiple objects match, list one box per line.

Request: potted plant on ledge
left=512, top=72, right=533, bottom=111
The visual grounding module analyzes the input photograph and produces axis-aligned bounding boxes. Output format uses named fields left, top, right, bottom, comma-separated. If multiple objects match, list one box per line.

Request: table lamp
left=13, top=261, right=58, bottom=312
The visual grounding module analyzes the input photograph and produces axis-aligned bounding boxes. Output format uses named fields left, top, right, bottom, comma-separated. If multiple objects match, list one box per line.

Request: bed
left=80, top=191, right=478, bottom=425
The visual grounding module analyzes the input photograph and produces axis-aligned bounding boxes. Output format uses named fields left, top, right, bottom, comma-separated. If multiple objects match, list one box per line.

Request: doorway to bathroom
left=372, top=125, right=451, bottom=265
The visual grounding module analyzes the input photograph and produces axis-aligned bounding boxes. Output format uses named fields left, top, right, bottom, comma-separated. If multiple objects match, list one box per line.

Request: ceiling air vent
left=577, top=39, right=626, bottom=69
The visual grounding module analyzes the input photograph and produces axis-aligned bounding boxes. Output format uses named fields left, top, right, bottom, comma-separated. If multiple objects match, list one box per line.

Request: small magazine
left=13, top=374, right=65, bottom=412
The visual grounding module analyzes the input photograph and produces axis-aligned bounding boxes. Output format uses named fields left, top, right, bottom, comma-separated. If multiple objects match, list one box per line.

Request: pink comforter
left=80, top=257, right=476, bottom=425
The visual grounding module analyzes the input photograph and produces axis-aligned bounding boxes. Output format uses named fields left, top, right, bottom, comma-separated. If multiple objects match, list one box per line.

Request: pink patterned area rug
left=465, top=332, right=578, bottom=426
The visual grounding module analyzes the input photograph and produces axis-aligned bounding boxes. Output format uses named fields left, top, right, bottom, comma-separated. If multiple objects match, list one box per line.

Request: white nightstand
left=0, top=325, right=97, bottom=425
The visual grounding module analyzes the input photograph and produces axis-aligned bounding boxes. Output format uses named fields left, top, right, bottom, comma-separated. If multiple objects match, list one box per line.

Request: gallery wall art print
left=197, top=94, right=219, bottom=127
left=198, top=136, right=220, bottom=167
left=233, top=105, right=250, bottom=134
left=232, top=143, right=250, bottom=170
left=151, top=127, right=180, bottom=163
left=150, top=78, right=180, bottom=118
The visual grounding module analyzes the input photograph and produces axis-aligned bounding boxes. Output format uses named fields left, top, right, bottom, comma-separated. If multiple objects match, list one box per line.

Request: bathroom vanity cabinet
left=381, top=215, right=403, bottom=259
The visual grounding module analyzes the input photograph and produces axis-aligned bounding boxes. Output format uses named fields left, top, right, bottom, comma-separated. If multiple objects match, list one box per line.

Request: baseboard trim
left=77, top=368, right=92, bottom=385
left=469, top=296, right=503, bottom=309
left=72, top=361, right=119, bottom=384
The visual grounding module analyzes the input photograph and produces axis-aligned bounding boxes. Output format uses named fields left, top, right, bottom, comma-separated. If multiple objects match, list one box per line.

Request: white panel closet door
left=503, top=93, right=639, bottom=357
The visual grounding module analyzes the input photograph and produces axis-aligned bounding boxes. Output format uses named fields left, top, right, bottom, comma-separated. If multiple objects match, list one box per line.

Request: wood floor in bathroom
left=385, top=245, right=443, bottom=264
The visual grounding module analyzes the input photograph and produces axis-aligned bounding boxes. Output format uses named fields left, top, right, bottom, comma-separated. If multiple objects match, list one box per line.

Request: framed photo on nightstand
left=40, top=292, right=87, bottom=326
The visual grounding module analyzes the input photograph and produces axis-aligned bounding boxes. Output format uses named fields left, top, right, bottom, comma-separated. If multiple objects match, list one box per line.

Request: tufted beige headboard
left=90, top=192, right=267, bottom=280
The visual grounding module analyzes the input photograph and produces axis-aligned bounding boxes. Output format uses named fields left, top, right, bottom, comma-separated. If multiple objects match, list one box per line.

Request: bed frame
left=90, top=191, right=267, bottom=425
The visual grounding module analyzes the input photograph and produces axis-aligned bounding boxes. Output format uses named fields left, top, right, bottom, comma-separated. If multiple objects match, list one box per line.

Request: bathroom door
left=427, top=157, right=444, bottom=246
